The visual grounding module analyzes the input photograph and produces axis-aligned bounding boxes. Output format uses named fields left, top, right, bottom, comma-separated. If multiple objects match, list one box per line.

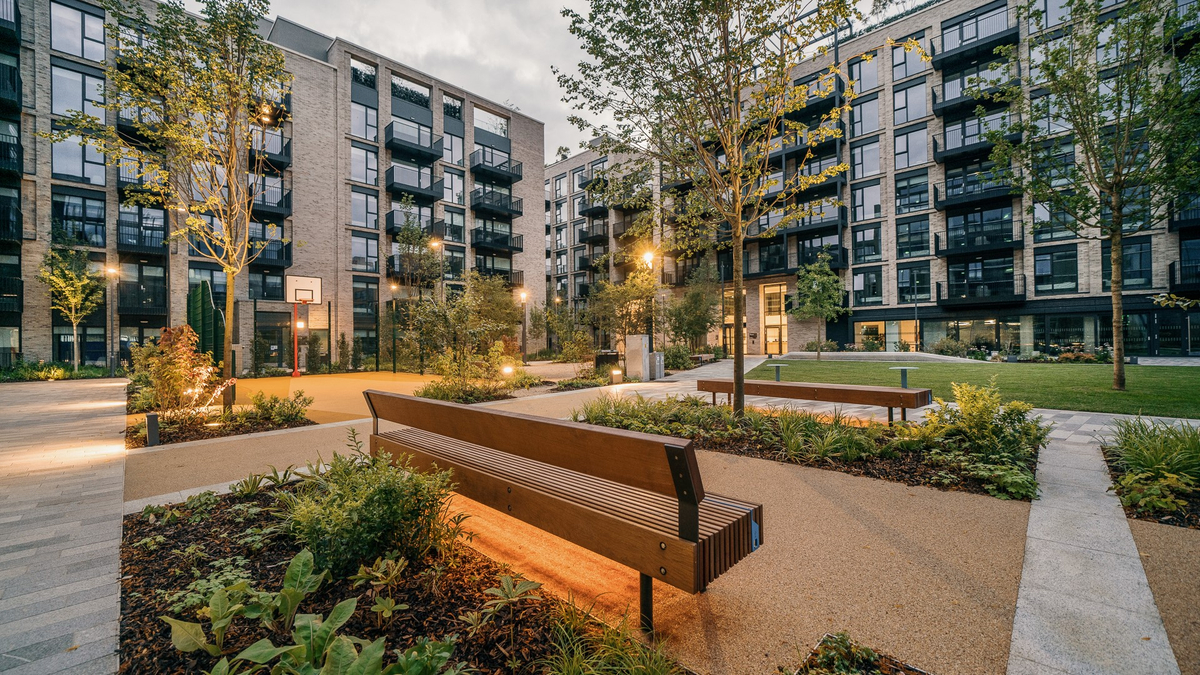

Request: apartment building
left=0, top=0, right=544, bottom=369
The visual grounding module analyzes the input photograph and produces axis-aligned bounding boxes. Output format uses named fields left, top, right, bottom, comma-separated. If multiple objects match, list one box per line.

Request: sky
left=221, top=0, right=594, bottom=165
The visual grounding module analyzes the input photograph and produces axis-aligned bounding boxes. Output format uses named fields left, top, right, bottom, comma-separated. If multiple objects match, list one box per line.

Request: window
left=351, top=191, right=377, bottom=229
left=351, top=234, right=378, bottom=272
left=944, top=61, right=1004, bottom=101
left=189, top=266, right=227, bottom=302
left=1034, top=247, right=1078, bottom=294
left=554, top=201, right=565, bottom=223
left=392, top=202, right=430, bottom=230
left=851, top=139, right=880, bottom=179
left=51, top=192, right=105, bottom=246
left=894, top=126, right=927, bottom=169
left=353, top=280, right=378, bottom=318
left=851, top=97, right=879, bottom=137
left=554, top=175, right=566, bottom=198
left=351, top=102, right=377, bottom=141
left=443, top=169, right=464, bottom=204
left=947, top=206, right=1014, bottom=245
left=1037, top=137, right=1075, bottom=188
left=1102, top=239, right=1152, bottom=290
left=51, top=3, right=105, bottom=62
left=945, top=160, right=1002, bottom=197
left=443, top=208, right=465, bottom=243
left=896, top=217, right=930, bottom=258
left=442, top=133, right=464, bottom=166
left=474, top=108, right=509, bottom=138
left=391, top=75, right=430, bottom=108
left=893, top=81, right=926, bottom=124
left=942, top=6, right=1008, bottom=52
left=444, top=247, right=465, bottom=279
left=249, top=270, right=284, bottom=300
left=572, top=168, right=585, bottom=191
left=1032, top=0, right=1071, bottom=29
left=897, top=262, right=931, bottom=302
left=52, top=67, right=105, bottom=120
left=849, top=54, right=878, bottom=92
left=52, top=137, right=105, bottom=185
left=892, top=36, right=927, bottom=80
left=944, top=110, right=1007, bottom=150
left=1033, top=202, right=1075, bottom=241
left=350, top=58, right=376, bottom=88
left=853, top=268, right=883, bottom=305
left=895, top=171, right=929, bottom=214
left=1030, top=34, right=1066, bottom=84
left=391, top=117, right=433, bottom=148
left=852, top=182, right=881, bottom=222
left=1032, top=94, right=1069, bottom=135
left=350, top=146, right=377, bottom=184
left=853, top=225, right=882, bottom=263
left=443, top=94, right=463, bottom=119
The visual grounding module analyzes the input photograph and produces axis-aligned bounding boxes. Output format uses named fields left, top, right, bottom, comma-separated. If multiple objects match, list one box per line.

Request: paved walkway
left=1137, top=356, right=1200, bottom=367
left=0, top=379, right=126, bottom=675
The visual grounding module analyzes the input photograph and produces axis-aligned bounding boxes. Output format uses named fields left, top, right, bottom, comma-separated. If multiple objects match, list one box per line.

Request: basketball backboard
left=285, top=275, right=322, bottom=304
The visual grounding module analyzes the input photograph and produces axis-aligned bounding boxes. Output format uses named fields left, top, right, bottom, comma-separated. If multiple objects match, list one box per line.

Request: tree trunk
left=816, top=319, right=823, bottom=361
left=71, top=322, right=80, bottom=373
left=223, top=269, right=236, bottom=410
left=1109, top=228, right=1126, bottom=391
left=732, top=231, right=745, bottom=415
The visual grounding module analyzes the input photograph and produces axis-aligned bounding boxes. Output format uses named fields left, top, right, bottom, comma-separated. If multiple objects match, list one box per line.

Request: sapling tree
left=982, top=0, right=1200, bottom=389
left=37, top=245, right=105, bottom=372
left=664, top=258, right=722, bottom=350
left=584, top=267, right=659, bottom=372
left=788, top=252, right=850, bottom=359
left=47, top=0, right=292, bottom=406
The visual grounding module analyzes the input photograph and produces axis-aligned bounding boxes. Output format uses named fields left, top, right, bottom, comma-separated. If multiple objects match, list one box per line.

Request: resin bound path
left=0, top=379, right=127, bottom=674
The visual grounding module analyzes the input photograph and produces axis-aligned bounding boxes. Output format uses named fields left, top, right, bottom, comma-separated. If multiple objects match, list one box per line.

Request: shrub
left=336, top=333, right=351, bottom=372
left=1112, top=472, right=1194, bottom=514
left=663, top=345, right=692, bottom=370
left=248, top=390, right=314, bottom=425
left=507, top=370, right=545, bottom=389
left=859, top=336, right=883, bottom=352
left=0, top=360, right=110, bottom=383
left=1058, top=351, right=1098, bottom=363
left=413, top=379, right=512, bottom=404
left=132, top=325, right=230, bottom=418
left=803, top=339, right=839, bottom=353
left=1107, top=417, right=1200, bottom=483
left=929, top=337, right=970, bottom=358
left=277, top=434, right=459, bottom=577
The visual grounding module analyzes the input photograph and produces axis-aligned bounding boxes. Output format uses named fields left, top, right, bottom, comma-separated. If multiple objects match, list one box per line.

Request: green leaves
left=161, top=616, right=221, bottom=656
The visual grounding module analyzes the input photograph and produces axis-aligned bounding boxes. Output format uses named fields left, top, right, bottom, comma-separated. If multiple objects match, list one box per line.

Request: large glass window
left=897, top=262, right=931, bottom=302
left=391, top=75, right=430, bottom=108
left=947, top=205, right=1014, bottom=246
left=1102, top=239, right=1152, bottom=290
left=350, top=58, right=376, bottom=89
left=894, top=126, right=927, bottom=169
left=249, top=270, right=284, bottom=300
left=896, top=217, right=930, bottom=258
left=443, top=208, right=465, bottom=243
left=1033, top=202, right=1075, bottom=241
left=851, top=97, right=879, bottom=137
left=443, top=169, right=464, bottom=204
left=853, top=224, right=882, bottom=263
left=474, top=108, right=509, bottom=138
left=1034, top=247, right=1078, bottom=294
left=893, top=81, right=926, bottom=124
left=189, top=266, right=227, bottom=303
left=351, top=191, right=377, bottom=229
left=849, top=54, right=878, bottom=92
left=851, top=139, right=880, bottom=179
left=52, top=137, right=105, bottom=185
left=852, top=182, right=881, bottom=222
left=51, top=193, right=105, bottom=247
left=391, top=117, right=433, bottom=148
left=351, top=234, right=378, bottom=272
left=351, top=102, right=377, bottom=141
left=443, top=94, right=463, bottom=119
left=892, top=36, right=927, bottom=80
left=351, top=146, right=377, bottom=185
left=895, top=172, right=929, bottom=214
left=52, top=67, right=105, bottom=120
left=942, top=6, right=1008, bottom=52
left=353, top=280, right=378, bottom=319
left=442, top=133, right=464, bottom=166
left=51, top=3, right=105, bottom=62
left=853, top=268, right=883, bottom=305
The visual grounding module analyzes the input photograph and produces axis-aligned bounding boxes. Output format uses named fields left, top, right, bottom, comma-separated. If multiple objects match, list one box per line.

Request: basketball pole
left=291, top=302, right=301, bottom=378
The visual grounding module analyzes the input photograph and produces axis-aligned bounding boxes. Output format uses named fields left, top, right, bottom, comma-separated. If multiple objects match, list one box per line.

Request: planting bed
left=779, top=632, right=931, bottom=674
left=125, top=416, right=316, bottom=449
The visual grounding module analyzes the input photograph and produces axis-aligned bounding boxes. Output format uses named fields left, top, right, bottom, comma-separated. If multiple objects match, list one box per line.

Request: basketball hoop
left=284, top=276, right=322, bottom=377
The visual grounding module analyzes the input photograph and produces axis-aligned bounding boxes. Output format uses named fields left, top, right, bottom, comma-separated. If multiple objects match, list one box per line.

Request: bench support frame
left=640, top=573, right=653, bottom=633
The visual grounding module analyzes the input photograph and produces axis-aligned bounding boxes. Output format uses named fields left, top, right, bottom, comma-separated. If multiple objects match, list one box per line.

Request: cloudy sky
left=253, top=0, right=593, bottom=165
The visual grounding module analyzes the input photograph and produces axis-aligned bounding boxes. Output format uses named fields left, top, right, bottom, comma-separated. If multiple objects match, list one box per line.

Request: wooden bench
left=696, top=378, right=932, bottom=423
left=363, top=390, right=764, bottom=632
left=689, top=353, right=716, bottom=365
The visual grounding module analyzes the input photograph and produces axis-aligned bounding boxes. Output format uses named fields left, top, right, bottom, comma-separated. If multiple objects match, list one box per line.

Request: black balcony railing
left=1170, top=194, right=1200, bottom=231
left=799, top=244, right=848, bottom=269
left=579, top=197, right=607, bottom=217
left=934, top=177, right=1013, bottom=209
left=1170, top=261, right=1200, bottom=293
left=116, top=218, right=167, bottom=255
left=476, top=267, right=524, bottom=287
left=0, top=62, right=18, bottom=111
left=251, top=180, right=293, bottom=217
left=469, top=189, right=522, bottom=217
left=469, top=148, right=523, bottom=183
left=252, top=239, right=292, bottom=267
left=118, top=280, right=168, bottom=314
left=470, top=228, right=524, bottom=252
left=0, top=0, right=20, bottom=42
left=935, top=112, right=1020, bottom=162
left=0, top=276, right=21, bottom=312
left=0, top=193, right=18, bottom=241
left=579, top=222, right=608, bottom=243
left=386, top=166, right=442, bottom=202
left=576, top=255, right=592, bottom=272
left=385, top=121, right=442, bottom=162
left=938, top=276, right=1026, bottom=306
left=0, top=133, right=20, bottom=176
left=385, top=208, right=433, bottom=234
left=251, top=132, right=292, bottom=170
left=118, top=162, right=160, bottom=191
left=936, top=221, right=1023, bottom=256
left=931, top=7, right=1018, bottom=69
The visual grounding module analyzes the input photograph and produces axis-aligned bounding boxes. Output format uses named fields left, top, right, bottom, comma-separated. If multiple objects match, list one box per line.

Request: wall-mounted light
left=296, top=320, right=305, bottom=329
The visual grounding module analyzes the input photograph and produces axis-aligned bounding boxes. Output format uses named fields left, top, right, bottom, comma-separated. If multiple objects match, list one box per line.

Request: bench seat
left=697, top=378, right=932, bottom=422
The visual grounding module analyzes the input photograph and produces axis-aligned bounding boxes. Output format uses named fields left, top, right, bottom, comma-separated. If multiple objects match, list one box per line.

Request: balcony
left=579, top=168, right=603, bottom=191
left=251, top=179, right=293, bottom=218
left=934, top=178, right=1014, bottom=210
left=470, top=228, right=524, bottom=253
left=117, top=107, right=159, bottom=139
left=118, top=280, right=168, bottom=315
left=385, top=122, right=442, bottom=163
left=250, top=132, right=292, bottom=171
left=1170, top=261, right=1200, bottom=294
left=579, top=197, right=607, bottom=217
left=787, top=206, right=848, bottom=233
left=476, top=267, right=524, bottom=287
left=386, top=255, right=437, bottom=284
left=0, top=277, right=21, bottom=313
left=0, top=60, right=17, bottom=112
left=385, top=209, right=433, bottom=235
left=0, top=193, right=18, bottom=241
left=0, top=0, right=20, bottom=44
left=116, top=218, right=167, bottom=256
left=1170, top=194, right=1200, bottom=231
left=1170, top=0, right=1199, bottom=52
left=470, top=189, right=522, bottom=217
left=746, top=255, right=794, bottom=279
left=574, top=282, right=592, bottom=298
left=118, top=162, right=159, bottom=194
left=932, top=76, right=1015, bottom=117
left=385, top=166, right=442, bottom=203
left=934, top=112, right=1020, bottom=163
left=578, top=222, right=608, bottom=243
left=612, top=215, right=641, bottom=239
left=469, top=148, right=523, bottom=184
left=251, top=239, right=292, bottom=268
left=799, top=244, right=849, bottom=269
left=937, top=276, right=1026, bottom=307
left=0, top=133, right=17, bottom=178
left=575, top=254, right=593, bottom=272
left=930, top=7, right=1019, bottom=70
left=786, top=77, right=845, bottom=121
left=935, top=222, right=1024, bottom=256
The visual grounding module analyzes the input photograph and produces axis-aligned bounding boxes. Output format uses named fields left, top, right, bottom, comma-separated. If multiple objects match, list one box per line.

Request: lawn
left=746, top=360, right=1200, bottom=419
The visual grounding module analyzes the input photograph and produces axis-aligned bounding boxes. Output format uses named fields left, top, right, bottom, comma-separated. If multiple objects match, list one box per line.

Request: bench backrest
left=363, top=390, right=706, bottom=506
left=697, top=378, right=932, bottom=407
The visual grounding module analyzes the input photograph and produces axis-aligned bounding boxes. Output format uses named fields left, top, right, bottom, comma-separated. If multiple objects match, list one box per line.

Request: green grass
left=746, top=360, right=1200, bottom=419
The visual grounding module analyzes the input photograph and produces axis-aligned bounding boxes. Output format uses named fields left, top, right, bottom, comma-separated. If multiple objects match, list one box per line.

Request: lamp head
left=642, top=251, right=654, bottom=267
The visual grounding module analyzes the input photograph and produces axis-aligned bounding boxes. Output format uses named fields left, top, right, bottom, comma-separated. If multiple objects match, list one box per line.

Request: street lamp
left=106, top=267, right=118, bottom=377
left=641, top=251, right=655, bottom=352
left=429, top=240, right=445, bottom=302
left=390, top=283, right=398, bottom=374
left=519, top=290, right=528, bottom=364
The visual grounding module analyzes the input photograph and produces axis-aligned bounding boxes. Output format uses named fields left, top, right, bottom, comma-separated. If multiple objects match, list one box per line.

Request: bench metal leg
left=901, top=407, right=907, bottom=422
left=712, top=391, right=716, bottom=406
left=887, top=407, right=894, bottom=426
left=640, top=573, right=653, bottom=633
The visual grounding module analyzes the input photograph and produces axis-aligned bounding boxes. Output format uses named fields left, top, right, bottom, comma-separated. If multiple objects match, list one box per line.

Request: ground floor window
left=119, top=325, right=163, bottom=364
left=0, top=326, right=18, bottom=366
left=762, top=283, right=787, bottom=355
left=54, top=325, right=106, bottom=366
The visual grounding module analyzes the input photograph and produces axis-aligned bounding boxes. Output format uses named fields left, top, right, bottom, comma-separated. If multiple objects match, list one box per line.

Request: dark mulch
left=1101, top=453, right=1200, bottom=530
left=125, top=418, right=317, bottom=449
left=121, top=490, right=557, bottom=674
left=694, top=436, right=1033, bottom=500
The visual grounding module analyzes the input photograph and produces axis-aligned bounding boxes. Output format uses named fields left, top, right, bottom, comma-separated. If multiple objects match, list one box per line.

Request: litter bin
left=594, top=351, right=620, bottom=370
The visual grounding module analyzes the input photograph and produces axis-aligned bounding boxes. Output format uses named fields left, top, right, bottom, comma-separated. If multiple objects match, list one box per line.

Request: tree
left=37, top=246, right=105, bottom=372
left=983, top=0, right=1200, bottom=390
left=664, top=258, right=722, bottom=349
left=389, top=195, right=445, bottom=298
left=556, top=0, right=907, bottom=413
left=47, top=0, right=292, bottom=405
left=788, top=252, right=850, bottom=360
left=584, top=267, right=659, bottom=371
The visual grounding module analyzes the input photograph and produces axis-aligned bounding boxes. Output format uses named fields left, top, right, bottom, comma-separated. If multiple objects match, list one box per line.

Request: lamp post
left=519, top=290, right=528, bottom=364
left=641, top=251, right=655, bottom=353
left=291, top=306, right=302, bottom=378
left=390, top=284, right=398, bottom=374
left=430, top=240, right=445, bottom=303
left=106, top=267, right=118, bottom=377
left=551, top=295, right=561, bottom=352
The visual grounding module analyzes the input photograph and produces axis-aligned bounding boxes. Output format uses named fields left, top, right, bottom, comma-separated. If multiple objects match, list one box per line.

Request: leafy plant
left=1111, top=472, right=1194, bottom=515
left=662, top=344, right=693, bottom=370
left=161, top=556, right=253, bottom=614
left=241, top=549, right=328, bottom=633
left=370, top=596, right=409, bottom=630
left=248, top=391, right=314, bottom=425
left=786, top=632, right=881, bottom=674
left=229, top=472, right=267, bottom=498
left=161, top=586, right=246, bottom=656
